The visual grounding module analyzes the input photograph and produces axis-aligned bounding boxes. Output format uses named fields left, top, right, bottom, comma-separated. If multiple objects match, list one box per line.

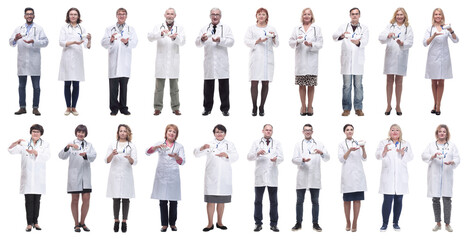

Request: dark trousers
left=64, top=81, right=79, bottom=108
left=159, top=200, right=177, bottom=226
left=18, top=75, right=40, bottom=108
left=203, top=79, right=230, bottom=112
left=25, top=194, right=41, bottom=225
left=109, top=77, right=129, bottom=113
left=113, top=198, right=130, bottom=220
left=296, top=188, right=320, bottom=224
left=254, top=186, right=278, bottom=226
left=382, top=194, right=403, bottom=225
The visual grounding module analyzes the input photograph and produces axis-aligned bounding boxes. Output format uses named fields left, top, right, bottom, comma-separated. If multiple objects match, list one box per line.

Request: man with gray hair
left=148, top=8, right=185, bottom=116
left=195, top=8, right=234, bottom=116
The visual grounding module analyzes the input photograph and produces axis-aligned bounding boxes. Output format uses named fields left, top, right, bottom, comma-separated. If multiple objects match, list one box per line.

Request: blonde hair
left=116, top=124, right=132, bottom=142
left=301, top=8, right=315, bottom=24
left=387, top=124, right=403, bottom=142
left=390, top=7, right=409, bottom=27
left=432, top=8, right=445, bottom=26
left=435, top=124, right=450, bottom=141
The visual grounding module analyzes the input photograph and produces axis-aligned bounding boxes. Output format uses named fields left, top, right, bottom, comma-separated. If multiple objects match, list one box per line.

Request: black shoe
left=110, top=111, right=118, bottom=116
left=254, top=224, right=262, bottom=232
left=313, top=223, right=322, bottom=232
left=161, top=226, right=168, bottom=232
left=170, top=226, right=177, bottom=231
left=15, top=108, right=27, bottom=115
left=80, top=223, right=90, bottom=232
left=385, top=107, right=392, bottom=115
left=121, top=110, right=131, bottom=115
left=114, top=222, right=119, bottom=232
left=74, top=225, right=81, bottom=232
left=291, top=223, right=302, bottom=231
left=252, top=106, right=258, bottom=116
left=222, top=111, right=230, bottom=116
left=270, top=226, right=280, bottom=232
left=216, top=223, right=228, bottom=230
left=203, top=225, right=214, bottom=232
left=259, top=106, right=265, bottom=117
left=202, top=110, right=211, bottom=116
left=121, top=222, right=127, bottom=233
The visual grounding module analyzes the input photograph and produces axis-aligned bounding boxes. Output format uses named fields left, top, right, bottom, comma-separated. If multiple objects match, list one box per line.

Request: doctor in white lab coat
left=247, top=124, right=283, bottom=231
left=194, top=124, right=238, bottom=231
left=375, top=124, right=413, bottom=231
left=378, top=8, right=413, bottom=116
left=9, top=8, right=48, bottom=116
left=106, top=124, right=137, bottom=232
left=289, top=8, right=323, bottom=116
left=148, top=8, right=185, bottom=116
left=58, top=124, right=97, bottom=232
left=421, top=124, right=460, bottom=232
left=101, top=8, right=138, bottom=116
left=58, top=8, right=91, bottom=116
left=8, top=124, right=50, bottom=231
left=195, top=8, right=234, bottom=116
left=244, top=8, right=278, bottom=117
left=338, top=124, right=367, bottom=232
left=332, top=8, right=368, bottom=117
left=291, top=124, right=329, bottom=232
left=423, top=8, right=459, bottom=115
left=146, top=124, right=185, bottom=231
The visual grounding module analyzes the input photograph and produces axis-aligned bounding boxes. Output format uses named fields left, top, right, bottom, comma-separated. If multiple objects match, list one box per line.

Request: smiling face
left=302, top=9, right=312, bottom=24
left=210, top=9, right=221, bottom=25
left=165, top=9, right=176, bottom=24
left=68, top=10, right=79, bottom=24
left=396, top=10, right=405, bottom=25
left=24, top=10, right=34, bottom=24
left=166, top=128, right=177, bottom=143
left=344, top=126, right=354, bottom=139
left=214, top=128, right=226, bottom=141
left=76, top=130, right=86, bottom=141
left=118, top=126, right=128, bottom=141
left=117, top=10, right=127, bottom=24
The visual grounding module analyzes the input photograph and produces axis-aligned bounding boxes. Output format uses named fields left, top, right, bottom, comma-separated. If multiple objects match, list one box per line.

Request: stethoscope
left=390, top=24, right=408, bottom=38
left=345, top=138, right=359, bottom=150
left=116, top=141, right=132, bottom=154
left=67, top=24, right=83, bottom=40
left=160, top=23, right=178, bottom=35
left=206, top=23, right=224, bottom=37
left=20, top=24, right=36, bottom=38
left=301, top=138, right=317, bottom=154
left=259, top=138, right=273, bottom=153
left=298, top=25, right=316, bottom=40
left=111, top=24, right=131, bottom=37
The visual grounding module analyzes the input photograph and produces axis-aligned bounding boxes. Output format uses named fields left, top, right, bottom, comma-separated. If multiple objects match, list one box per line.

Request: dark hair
left=343, top=124, right=354, bottom=132
left=213, top=124, right=227, bottom=134
left=75, top=124, right=88, bottom=137
left=303, top=124, right=313, bottom=130
left=24, top=7, right=34, bottom=15
left=66, top=7, right=82, bottom=24
left=30, top=124, right=44, bottom=135
left=350, top=7, right=360, bottom=14
left=263, top=124, right=273, bottom=129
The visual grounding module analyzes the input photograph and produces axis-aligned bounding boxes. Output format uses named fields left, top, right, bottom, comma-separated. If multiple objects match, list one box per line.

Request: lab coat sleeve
left=421, top=143, right=433, bottom=163
left=292, top=143, right=303, bottom=165
left=451, top=144, right=460, bottom=168
left=59, top=26, right=67, bottom=48
left=173, top=26, right=186, bottom=46
left=449, top=29, right=459, bottom=43
left=320, top=143, right=330, bottom=162
left=226, top=142, right=238, bottom=163
left=58, top=145, right=71, bottom=159
left=177, top=144, right=186, bottom=165
left=218, top=25, right=234, bottom=48
left=289, top=28, right=298, bottom=48
left=8, top=144, right=23, bottom=155
left=127, top=27, right=138, bottom=48
left=338, top=143, right=346, bottom=163
left=402, top=141, right=413, bottom=163
left=9, top=27, right=20, bottom=46
left=423, top=27, right=431, bottom=47
left=35, top=141, right=50, bottom=163
left=401, top=26, right=413, bottom=50
left=85, top=143, right=97, bottom=162
left=195, top=28, right=205, bottom=47
left=193, top=145, right=207, bottom=157
left=244, top=26, right=257, bottom=49
left=310, top=26, right=323, bottom=51
left=147, top=25, right=163, bottom=42
left=130, top=143, right=138, bottom=166
left=275, top=141, right=284, bottom=165
left=101, top=27, right=113, bottom=49
left=359, top=26, right=369, bottom=47
left=105, top=144, right=114, bottom=163
left=375, top=140, right=386, bottom=160
left=378, top=25, right=390, bottom=44
left=332, top=25, right=344, bottom=41
left=246, top=141, right=258, bottom=161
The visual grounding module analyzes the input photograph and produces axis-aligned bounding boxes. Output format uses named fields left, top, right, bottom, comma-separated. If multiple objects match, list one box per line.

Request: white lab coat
left=338, top=139, right=367, bottom=193
left=58, top=24, right=89, bottom=81
left=289, top=24, right=323, bottom=76
left=148, top=22, right=185, bottom=79
left=147, top=141, right=185, bottom=201
left=332, top=23, right=369, bottom=75
left=101, top=24, right=138, bottom=78
left=9, top=23, right=49, bottom=76
left=8, top=139, right=50, bottom=194
left=292, top=139, right=330, bottom=189
left=194, top=139, right=239, bottom=195
left=58, top=139, right=97, bottom=192
left=247, top=138, right=284, bottom=187
left=423, top=26, right=459, bottom=79
left=244, top=25, right=279, bottom=81
left=378, top=24, right=413, bottom=76
left=195, top=23, right=234, bottom=79
left=106, top=141, right=137, bottom=198
left=422, top=141, right=460, bottom=198
left=375, top=139, right=413, bottom=195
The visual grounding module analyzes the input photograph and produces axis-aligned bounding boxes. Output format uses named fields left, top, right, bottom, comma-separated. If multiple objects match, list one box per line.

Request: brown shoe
left=15, top=108, right=27, bottom=115
left=154, top=110, right=161, bottom=116
left=355, top=109, right=364, bottom=116
left=32, top=108, right=41, bottom=116
left=341, top=110, right=350, bottom=116
left=173, top=110, right=181, bottom=116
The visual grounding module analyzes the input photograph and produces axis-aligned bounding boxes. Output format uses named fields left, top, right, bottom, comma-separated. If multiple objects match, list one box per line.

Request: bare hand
left=257, top=149, right=266, bottom=156
left=201, top=33, right=208, bottom=42
left=110, top=33, right=117, bottom=43
left=200, top=144, right=210, bottom=151
left=216, top=152, right=228, bottom=158
left=396, top=39, right=404, bottom=46
left=255, top=37, right=268, bottom=44
left=121, top=38, right=129, bottom=44
left=350, top=39, right=360, bottom=45
left=15, top=33, right=23, bottom=41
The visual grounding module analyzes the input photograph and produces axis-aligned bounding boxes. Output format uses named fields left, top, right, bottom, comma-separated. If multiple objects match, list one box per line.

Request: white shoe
left=432, top=224, right=441, bottom=232
left=71, top=109, right=79, bottom=116
left=445, top=225, right=453, bottom=232
left=64, top=109, right=71, bottom=116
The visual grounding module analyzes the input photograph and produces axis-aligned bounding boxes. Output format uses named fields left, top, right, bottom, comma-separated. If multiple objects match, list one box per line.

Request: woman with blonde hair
left=289, top=8, right=323, bottom=116
left=375, top=124, right=413, bottom=231
left=423, top=8, right=459, bottom=115
left=379, top=8, right=413, bottom=115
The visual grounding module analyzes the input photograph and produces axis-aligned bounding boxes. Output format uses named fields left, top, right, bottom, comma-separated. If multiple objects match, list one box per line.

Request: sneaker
left=380, top=224, right=387, bottom=232
left=291, top=223, right=302, bottom=231
left=313, top=223, right=322, bottom=232
left=355, top=109, right=365, bottom=116
left=341, top=110, right=350, bottom=116
left=32, top=108, right=41, bottom=116
left=445, top=225, right=453, bottom=232
left=432, top=224, right=441, bottom=232
left=15, top=108, right=27, bottom=115
left=393, top=224, right=400, bottom=231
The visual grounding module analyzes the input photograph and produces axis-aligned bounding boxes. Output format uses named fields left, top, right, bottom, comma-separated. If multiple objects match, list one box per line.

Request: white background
left=1, top=0, right=466, bottom=239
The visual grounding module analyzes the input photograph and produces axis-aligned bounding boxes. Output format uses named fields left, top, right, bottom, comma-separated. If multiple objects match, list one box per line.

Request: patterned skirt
left=295, top=75, right=318, bottom=86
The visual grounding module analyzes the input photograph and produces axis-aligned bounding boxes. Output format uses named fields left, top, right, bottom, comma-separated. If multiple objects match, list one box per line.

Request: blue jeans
left=64, top=81, right=80, bottom=108
left=342, top=75, right=363, bottom=110
left=296, top=188, right=320, bottom=224
left=18, top=76, right=40, bottom=108
left=254, top=186, right=278, bottom=226
left=382, top=194, right=403, bottom=225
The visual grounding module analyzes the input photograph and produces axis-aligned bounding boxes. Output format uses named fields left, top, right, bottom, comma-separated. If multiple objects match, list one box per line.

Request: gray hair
left=210, top=8, right=222, bottom=16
